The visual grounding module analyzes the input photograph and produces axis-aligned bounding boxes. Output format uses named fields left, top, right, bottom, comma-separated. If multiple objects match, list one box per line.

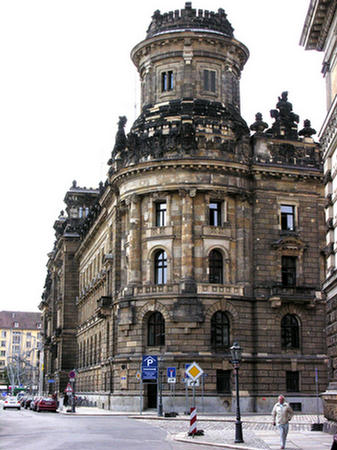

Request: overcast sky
left=0, top=0, right=326, bottom=312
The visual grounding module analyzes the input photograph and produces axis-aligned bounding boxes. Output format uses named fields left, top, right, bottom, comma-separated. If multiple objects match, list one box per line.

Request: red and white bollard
left=189, top=407, right=197, bottom=435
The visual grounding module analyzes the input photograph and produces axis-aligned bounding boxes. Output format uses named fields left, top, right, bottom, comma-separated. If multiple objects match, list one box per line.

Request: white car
left=3, top=396, right=21, bottom=410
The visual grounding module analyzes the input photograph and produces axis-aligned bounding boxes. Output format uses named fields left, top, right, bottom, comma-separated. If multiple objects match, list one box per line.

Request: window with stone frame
left=281, top=204, right=296, bottom=231
left=203, top=69, right=216, bottom=93
left=147, top=312, right=165, bottom=346
left=161, top=70, right=174, bottom=92
left=209, top=201, right=222, bottom=226
left=211, top=311, right=230, bottom=350
left=209, top=249, right=223, bottom=284
left=281, top=255, right=297, bottom=286
left=286, top=371, right=299, bottom=392
left=281, top=314, right=300, bottom=349
left=216, top=369, right=231, bottom=393
left=155, top=201, right=167, bottom=227
left=154, top=250, right=167, bottom=284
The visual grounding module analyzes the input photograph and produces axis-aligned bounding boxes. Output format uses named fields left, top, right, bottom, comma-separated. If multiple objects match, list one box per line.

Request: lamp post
left=158, top=355, right=163, bottom=417
left=230, top=342, right=244, bottom=443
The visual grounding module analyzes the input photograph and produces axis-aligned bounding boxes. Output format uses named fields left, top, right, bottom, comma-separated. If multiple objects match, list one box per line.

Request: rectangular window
left=155, top=201, right=167, bottom=227
left=282, top=256, right=297, bottom=287
left=0, top=360, right=4, bottom=366
left=26, top=341, right=31, bottom=348
left=286, top=371, right=299, bottom=392
left=26, top=332, right=31, bottom=338
left=1, top=331, right=6, bottom=338
left=12, top=335, right=21, bottom=344
left=161, top=71, right=173, bottom=92
left=1, top=341, right=6, bottom=347
left=0, top=351, right=5, bottom=357
left=281, top=205, right=295, bottom=231
left=209, top=201, right=222, bottom=226
left=203, top=69, right=216, bottom=93
left=216, top=369, right=231, bottom=393
left=12, top=345, right=20, bottom=353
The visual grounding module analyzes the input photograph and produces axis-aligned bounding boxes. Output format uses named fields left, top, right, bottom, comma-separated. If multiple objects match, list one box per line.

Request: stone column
left=180, top=189, right=196, bottom=292
left=127, top=194, right=141, bottom=286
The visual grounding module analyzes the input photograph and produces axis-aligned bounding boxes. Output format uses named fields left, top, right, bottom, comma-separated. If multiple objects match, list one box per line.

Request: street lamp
left=158, top=355, right=163, bottom=417
left=230, top=342, right=244, bottom=444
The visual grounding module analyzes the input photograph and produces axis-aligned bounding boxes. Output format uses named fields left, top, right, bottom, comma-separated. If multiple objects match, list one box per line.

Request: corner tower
left=110, top=3, right=249, bottom=168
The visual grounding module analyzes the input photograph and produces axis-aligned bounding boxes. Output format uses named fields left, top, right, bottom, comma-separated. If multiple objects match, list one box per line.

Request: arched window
left=154, top=250, right=167, bottom=284
left=209, top=250, right=223, bottom=284
left=281, top=314, right=300, bottom=349
left=148, top=312, right=165, bottom=346
left=211, top=311, right=230, bottom=350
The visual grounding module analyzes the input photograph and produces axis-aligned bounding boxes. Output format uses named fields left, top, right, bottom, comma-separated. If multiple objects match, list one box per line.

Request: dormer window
left=161, top=71, right=174, bottom=92
left=14, top=322, right=19, bottom=328
left=203, top=69, right=216, bottom=93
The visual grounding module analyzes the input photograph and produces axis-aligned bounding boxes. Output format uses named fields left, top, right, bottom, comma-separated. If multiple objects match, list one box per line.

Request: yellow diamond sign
left=186, top=362, right=203, bottom=381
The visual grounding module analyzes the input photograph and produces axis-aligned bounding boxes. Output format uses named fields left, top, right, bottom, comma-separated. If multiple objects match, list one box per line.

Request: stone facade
left=41, top=3, right=327, bottom=413
left=301, top=0, right=337, bottom=428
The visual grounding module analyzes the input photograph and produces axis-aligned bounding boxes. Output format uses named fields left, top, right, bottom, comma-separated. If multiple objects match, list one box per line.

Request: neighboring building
left=41, top=3, right=327, bottom=413
left=301, top=0, right=337, bottom=430
left=39, top=182, right=100, bottom=393
left=0, top=311, right=42, bottom=391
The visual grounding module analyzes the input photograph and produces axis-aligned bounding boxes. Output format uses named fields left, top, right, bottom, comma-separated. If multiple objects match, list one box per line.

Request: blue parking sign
left=142, top=355, right=158, bottom=380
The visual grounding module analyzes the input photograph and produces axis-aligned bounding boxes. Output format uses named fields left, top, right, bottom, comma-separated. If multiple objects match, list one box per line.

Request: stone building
left=301, top=0, right=337, bottom=429
left=41, top=3, right=327, bottom=413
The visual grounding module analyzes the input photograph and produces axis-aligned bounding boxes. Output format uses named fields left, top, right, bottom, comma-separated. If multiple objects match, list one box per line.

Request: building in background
left=301, top=0, right=337, bottom=431
left=40, top=2, right=327, bottom=413
left=0, top=311, right=41, bottom=393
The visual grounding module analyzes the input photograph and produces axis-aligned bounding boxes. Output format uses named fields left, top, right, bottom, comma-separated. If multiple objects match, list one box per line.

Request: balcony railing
left=270, top=284, right=318, bottom=307
left=197, top=283, right=244, bottom=296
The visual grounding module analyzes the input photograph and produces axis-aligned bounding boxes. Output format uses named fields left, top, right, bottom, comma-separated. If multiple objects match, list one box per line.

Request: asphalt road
left=0, top=409, right=212, bottom=450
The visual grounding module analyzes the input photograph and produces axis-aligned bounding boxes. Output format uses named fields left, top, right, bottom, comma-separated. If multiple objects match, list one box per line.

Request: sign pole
left=192, top=382, right=196, bottom=409
left=202, top=374, right=205, bottom=412
left=185, top=379, right=188, bottom=414
left=315, top=367, right=320, bottom=424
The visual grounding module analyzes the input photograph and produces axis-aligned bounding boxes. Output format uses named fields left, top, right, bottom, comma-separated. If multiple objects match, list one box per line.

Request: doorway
left=147, top=382, right=157, bottom=408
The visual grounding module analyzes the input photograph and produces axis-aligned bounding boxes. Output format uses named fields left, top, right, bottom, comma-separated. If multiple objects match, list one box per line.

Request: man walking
left=272, top=395, right=294, bottom=449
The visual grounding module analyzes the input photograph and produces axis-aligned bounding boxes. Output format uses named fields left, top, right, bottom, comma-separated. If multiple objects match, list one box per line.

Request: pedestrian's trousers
left=278, top=423, right=289, bottom=448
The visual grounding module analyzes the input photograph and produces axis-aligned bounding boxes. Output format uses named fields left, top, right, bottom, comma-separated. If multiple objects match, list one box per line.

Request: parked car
left=30, top=396, right=42, bottom=411
left=36, top=397, right=57, bottom=412
left=3, top=396, right=21, bottom=410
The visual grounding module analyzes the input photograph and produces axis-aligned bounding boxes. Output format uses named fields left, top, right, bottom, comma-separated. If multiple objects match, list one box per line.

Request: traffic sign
left=47, top=379, right=55, bottom=383
left=187, top=379, right=200, bottom=387
left=167, top=367, right=176, bottom=383
left=136, top=371, right=141, bottom=381
left=185, top=362, right=204, bottom=381
left=65, top=383, right=73, bottom=393
left=167, top=367, right=176, bottom=378
left=141, top=355, right=158, bottom=380
left=69, top=370, right=76, bottom=379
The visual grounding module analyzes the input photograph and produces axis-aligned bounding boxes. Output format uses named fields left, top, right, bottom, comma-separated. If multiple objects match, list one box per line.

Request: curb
left=174, top=434, right=263, bottom=450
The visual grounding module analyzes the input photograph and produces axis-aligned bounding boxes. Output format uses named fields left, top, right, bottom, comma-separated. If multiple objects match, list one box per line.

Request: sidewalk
left=58, top=407, right=334, bottom=450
